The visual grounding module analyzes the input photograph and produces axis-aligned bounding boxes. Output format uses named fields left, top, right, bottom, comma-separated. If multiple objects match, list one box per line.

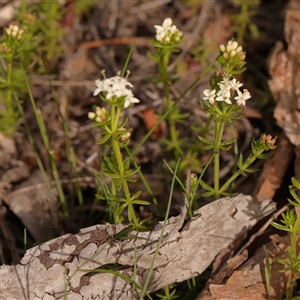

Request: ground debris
left=0, top=194, right=275, bottom=300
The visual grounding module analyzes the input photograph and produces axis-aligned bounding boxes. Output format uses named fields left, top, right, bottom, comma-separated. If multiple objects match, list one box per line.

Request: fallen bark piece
left=268, top=0, right=300, bottom=147
left=0, top=194, right=276, bottom=300
left=198, top=234, right=297, bottom=300
left=5, top=170, right=59, bottom=242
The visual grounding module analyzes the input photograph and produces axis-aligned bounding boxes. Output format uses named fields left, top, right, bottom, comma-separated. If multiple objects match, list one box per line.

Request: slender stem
left=213, top=118, right=225, bottom=199
left=219, top=149, right=264, bottom=195
left=111, top=177, right=119, bottom=223
left=287, top=212, right=299, bottom=300
left=159, top=49, right=183, bottom=158
left=6, top=55, right=14, bottom=132
left=110, top=105, right=138, bottom=227
left=131, top=58, right=217, bottom=157
left=111, top=137, right=138, bottom=226
left=47, top=2, right=58, bottom=61
left=286, top=230, right=296, bottom=300
left=110, top=104, right=120, bottom=223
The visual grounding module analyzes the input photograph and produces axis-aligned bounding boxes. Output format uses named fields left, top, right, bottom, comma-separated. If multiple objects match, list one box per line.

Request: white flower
left=234, top=89, right=251, bottom=106
left=216, top=79, right=231, bottom=104
left=219, top=76, right=231, bottom=86
left=164, top=18, right=173, bottom=27
left=5, top=24, right=24, bottom=40
left=93, top=72, right=140, bottom=108
left=203, top=89, right=216, bottom=104
left=216, top=88, right=232, bottom=104
left=220, top=39, right=244, bottom=60
left=203, top=76, right=250, bottom=107
left=154, top=18, right=182, bottom=45
left=229, top=78, right=243, bottom=91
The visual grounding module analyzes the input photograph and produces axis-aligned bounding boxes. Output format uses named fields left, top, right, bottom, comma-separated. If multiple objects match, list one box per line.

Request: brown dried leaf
left=253, top=133, right=294, bottom=202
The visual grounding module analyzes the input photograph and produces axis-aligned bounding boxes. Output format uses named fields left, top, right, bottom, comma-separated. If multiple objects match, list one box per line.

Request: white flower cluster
left=220, top=40, right=245, bottom=60
left=203, top=77, right=251, bottom=106
left=5, top=24, right=24, bottom=40
left=93, top=72, right=140, bottom=108
left=88, top=106, right=107, bottom=123
left=154, top=18, right=183, bottom=45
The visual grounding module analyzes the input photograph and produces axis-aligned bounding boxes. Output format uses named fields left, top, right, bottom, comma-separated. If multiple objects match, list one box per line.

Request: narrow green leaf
left=271, top=222, right=290, bottom=232
left=263, top=246, right=271, bottom=300
left=198, top=136, right=214, bottom=145
left=199, top=179, right=214, bottom=191
left=202, top=190, right=216, bottom=197
left=132, top=200, right=150, bottom=205
left=115, top=203, right=127, bottom=219
left=97, top=134, right=111, bottom=145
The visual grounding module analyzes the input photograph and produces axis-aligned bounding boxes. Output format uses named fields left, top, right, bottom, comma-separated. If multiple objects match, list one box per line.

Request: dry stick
left=78, top=37, right=152, bottom=50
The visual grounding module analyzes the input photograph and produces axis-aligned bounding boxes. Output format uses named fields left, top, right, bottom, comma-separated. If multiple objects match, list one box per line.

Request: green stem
left=111, top=177, right=119, bottom=223
left=131, top=57, right=217, bottom=157
left=112, top=138, right=138, bottom=226
left=159, top=49, right=183, bottom=158
left=6, top=56, right=14, bottom=130
left=110, top=105, right=138, bottom=227
left=47, top=2, right=58, bottom=61
left=287, top=213, right=299, bottom=300
left=218, top=149, right=265, bottom=196
left=286, top=232, right=296, bottom=300
left=21, top=0, right=27, bottom=17
left=214, top=118, right=225, bottom=199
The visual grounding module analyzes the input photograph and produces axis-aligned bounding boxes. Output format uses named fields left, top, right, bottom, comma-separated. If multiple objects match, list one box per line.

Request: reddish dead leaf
left=78, top=37, right=151, bottom=50
left=63, top=0, right=75, bottom=28
left=142, top=108, right=163, bottom=140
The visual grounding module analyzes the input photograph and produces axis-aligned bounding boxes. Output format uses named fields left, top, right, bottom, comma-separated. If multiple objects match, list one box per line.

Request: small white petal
left=93, top=88, right=102, bottom=96
left=88, top=112, right=96, bottom=119
left=162, top=18, right=172, bottom=27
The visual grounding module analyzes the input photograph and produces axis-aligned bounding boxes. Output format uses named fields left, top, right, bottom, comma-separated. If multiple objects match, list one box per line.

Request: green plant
left=149, top=18, right=187, bottom=160
left=0, top=24, right=27, bottom=135
left=28, top=0, right=65, bottom=65
left=1, top=7, right=286, bottom=297
left=271, top=177, right=300, bottom=300
left=88, top=60, right=150, bottom=228
left=231, top=0, right=261, bottom=45
left=156, top=285, right=179, bottom=300
left=0, top=1, right=66, bottom=135
left=196, top=39, right=275, bottom=200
